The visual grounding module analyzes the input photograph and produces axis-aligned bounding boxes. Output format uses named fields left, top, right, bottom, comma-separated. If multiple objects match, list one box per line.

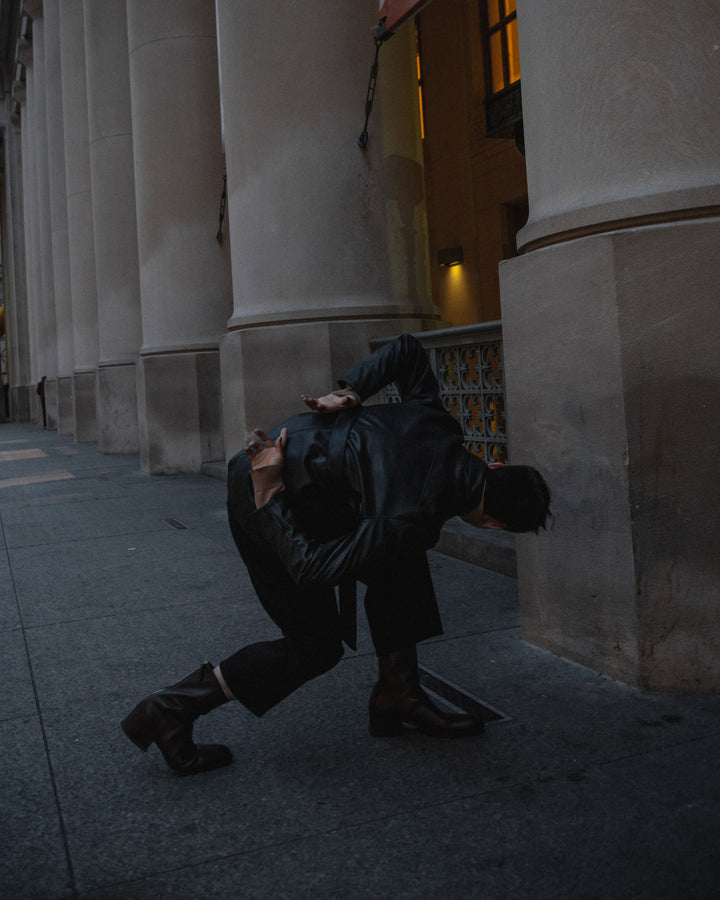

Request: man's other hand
left=301, top=390, right=359, bottom=413
left=245, top=428, right=287, bottom=508
left=245, top=427, right=287, bottom=470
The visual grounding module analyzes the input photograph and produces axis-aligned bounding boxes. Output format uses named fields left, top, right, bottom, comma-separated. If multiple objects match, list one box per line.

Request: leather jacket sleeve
left=253, top=492, right=425, bottom=587
left=338, top=333, right=443, bottom=409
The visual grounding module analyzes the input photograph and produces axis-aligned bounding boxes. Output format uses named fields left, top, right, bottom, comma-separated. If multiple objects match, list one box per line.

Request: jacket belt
left=326, top=408, right=357, bottom=486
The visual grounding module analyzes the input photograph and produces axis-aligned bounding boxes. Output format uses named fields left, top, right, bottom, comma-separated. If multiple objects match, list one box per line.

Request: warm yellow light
left=507, top=18, right=520, bottom=84
left=490, top=31, right=504, bottom=94
left=415, top=22, right=425, bottom=140
left=487, top=0, right=500, bottom=28
left=418, top=83, right=425, bottom=140
left=440, top=261, right=475, bottom=327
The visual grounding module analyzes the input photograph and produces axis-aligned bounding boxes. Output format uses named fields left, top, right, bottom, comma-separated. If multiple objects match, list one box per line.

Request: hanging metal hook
left=357, top=38, right=384, bottom=149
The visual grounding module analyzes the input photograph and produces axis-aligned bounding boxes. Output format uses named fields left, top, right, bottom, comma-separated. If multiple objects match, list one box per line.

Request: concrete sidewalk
left=2, top=422, right=719, bottom=899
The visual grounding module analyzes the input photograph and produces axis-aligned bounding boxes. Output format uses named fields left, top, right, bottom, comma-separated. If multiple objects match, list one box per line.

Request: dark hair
left=483, top=465, right=551, bottom=534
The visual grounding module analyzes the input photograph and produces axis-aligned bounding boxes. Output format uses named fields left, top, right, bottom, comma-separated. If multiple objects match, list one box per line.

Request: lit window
left=481, top=0, right=522, bottom=141
left=483, top=0, right=520, bottom=97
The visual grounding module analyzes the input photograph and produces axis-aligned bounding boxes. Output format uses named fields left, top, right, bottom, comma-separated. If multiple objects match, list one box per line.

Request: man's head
left=462, top=464, right=551, bottom=533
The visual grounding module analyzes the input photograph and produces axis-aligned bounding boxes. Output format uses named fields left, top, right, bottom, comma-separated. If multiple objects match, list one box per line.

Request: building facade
left=0, top=0, right=718, bottom=692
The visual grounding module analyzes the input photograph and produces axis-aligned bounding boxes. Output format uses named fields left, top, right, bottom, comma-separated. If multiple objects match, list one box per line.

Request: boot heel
left=369, top=707, right=405, bottom=737
left=121, top=703, right=154, bottom=752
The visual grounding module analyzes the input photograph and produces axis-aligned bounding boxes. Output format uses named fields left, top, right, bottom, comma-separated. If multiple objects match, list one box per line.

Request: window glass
left=507, top=18, right=520, bottom=84
left=487, top=0, right=500, bottom=27
left=490, top=31, right=504, bottom=93
left=483, top=0, right=520, bottom=95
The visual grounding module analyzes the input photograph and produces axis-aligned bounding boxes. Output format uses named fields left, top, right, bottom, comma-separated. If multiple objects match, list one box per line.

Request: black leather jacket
left=231, top=334, right=487, bottom=588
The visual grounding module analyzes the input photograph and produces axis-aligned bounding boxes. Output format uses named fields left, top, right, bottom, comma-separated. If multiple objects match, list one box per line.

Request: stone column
left=9, top=44, right=33, bottom=420
left=215, top=0, right=438, bottom=456
left=127, top=0, right=232, bottom=474
left=84, top=0, right=142, bottom=454
left=59, top=0, right=98, bottom=441
left=2, top=109, right=32, bottom=421
left=499, top=0, right=720, bottom=690
left=18, top=28, right=43, bottom=425
left=26, top=5, right=60, bottom=428
left=43, top=0, right=75, bottom=435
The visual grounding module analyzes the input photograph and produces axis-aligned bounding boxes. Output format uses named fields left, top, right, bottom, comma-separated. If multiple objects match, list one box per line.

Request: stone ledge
left=434, top=517, right=517, bottom=578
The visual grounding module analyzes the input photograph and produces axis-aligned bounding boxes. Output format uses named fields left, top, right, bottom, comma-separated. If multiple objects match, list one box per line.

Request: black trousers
left=219, top=462, right=443, bottom=717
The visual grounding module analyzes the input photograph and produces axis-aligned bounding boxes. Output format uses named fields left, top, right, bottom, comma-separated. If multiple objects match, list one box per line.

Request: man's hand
left=245, top=427, right=287, bottom=469
left=245, top=428, right=287, bottom=508
left=301, top=388, right=360, bottom=413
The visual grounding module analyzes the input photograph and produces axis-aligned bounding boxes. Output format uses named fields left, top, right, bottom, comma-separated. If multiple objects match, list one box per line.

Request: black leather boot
left=121, top=662, right=233, bottom=775
left=369, top=646, right=484, bottom=738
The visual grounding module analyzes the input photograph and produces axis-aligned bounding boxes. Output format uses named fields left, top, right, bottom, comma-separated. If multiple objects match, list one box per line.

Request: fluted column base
left=72, top=370, right=98, bottom=443
left=11, top=386, right=32, bottom=423
left=97, top=362, right=139, bottom=454
left=57, top=377, right=74, bottom=436
left=44, top=379, right=58, bottom=431
left=137, top=349, right=223, bottom=475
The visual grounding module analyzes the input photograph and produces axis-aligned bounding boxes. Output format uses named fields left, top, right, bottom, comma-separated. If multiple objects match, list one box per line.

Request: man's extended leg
left=121, top=485, right=343, bottom=776
left=364, top=549, right=484, bottom=738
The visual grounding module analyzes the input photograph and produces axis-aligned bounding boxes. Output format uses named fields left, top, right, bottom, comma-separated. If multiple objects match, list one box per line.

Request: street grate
left=419, top=665, right=509, bottom=723
left=162, top=518, right=189, bottom=530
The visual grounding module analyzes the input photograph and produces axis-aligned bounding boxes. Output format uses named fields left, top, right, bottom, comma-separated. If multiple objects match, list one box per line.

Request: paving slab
left=0, top=717, right=73, bottom=900
left=0, top=554, right=21, bottom=631
left=2, top=628, right=38, bottom=719
left=11, top=529, right=246, bottom=628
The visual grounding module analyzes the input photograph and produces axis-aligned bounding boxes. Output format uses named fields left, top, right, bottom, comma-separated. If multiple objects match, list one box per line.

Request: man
left=122, top=334, right=550, bottom=775
left=36, top=376, right=47, bottom=429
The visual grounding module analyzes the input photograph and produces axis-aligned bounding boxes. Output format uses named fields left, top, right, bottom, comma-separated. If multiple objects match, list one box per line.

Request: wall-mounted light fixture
left=438, top=246, right=463, bottom=267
